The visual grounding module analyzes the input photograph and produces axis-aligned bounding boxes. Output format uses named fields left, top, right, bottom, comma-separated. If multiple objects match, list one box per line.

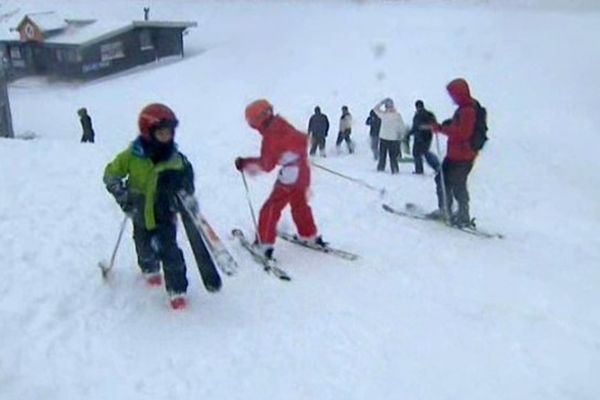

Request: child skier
left=103, top=103, right=194, bottom=310
left=235, top=99, right=326, bottom=260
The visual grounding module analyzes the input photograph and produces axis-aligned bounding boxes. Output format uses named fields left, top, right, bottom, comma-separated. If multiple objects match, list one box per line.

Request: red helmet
left=138, top=103, right=178, bottom=138
left=245, top=99, right=273, bottom=129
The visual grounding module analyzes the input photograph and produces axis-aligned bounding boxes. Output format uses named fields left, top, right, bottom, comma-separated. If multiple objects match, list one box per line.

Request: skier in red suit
left=235, top=99, right=326, bottom=260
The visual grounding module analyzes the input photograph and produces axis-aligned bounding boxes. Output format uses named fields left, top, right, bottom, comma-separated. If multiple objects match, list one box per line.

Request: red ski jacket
left=439, top=79, right=477, bottom=162
left=244, top=115, right=311, bottom=188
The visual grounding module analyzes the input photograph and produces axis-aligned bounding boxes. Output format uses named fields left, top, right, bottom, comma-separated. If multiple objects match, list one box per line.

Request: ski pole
left=310, top=161, right=386, bottom=197
left=433, top=132, right=450, bottom=223
left=239, top=171, right=259, bottom=233
left=98, top=214, right=128, bottom=278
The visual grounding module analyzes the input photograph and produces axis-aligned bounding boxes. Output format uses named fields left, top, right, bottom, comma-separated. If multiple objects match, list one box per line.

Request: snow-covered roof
left=20, top=12, right=67, bottom=33
left=0, top=13, right=196, bottom=46
left=46, top=20, right=197, bottom=47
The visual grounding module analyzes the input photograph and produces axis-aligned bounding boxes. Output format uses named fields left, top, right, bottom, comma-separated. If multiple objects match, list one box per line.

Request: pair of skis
left=231, top=229, right=359, bottom=281
left=382, top=202, right=504, bottom=239
left=176, top=192, right=238, bottom=292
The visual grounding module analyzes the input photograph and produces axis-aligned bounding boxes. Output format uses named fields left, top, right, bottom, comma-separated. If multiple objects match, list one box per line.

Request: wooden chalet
left=0, top=12, right=197, bottom=80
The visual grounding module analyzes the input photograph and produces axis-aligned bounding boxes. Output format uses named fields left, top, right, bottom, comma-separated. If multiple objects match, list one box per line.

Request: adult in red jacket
left=430, top=78, right=478, bottom=227
left=235, top=99, right=325, bottom=260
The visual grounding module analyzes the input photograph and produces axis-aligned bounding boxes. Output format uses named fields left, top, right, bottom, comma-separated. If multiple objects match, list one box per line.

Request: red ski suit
left=241, top=115, right=317, bottom=245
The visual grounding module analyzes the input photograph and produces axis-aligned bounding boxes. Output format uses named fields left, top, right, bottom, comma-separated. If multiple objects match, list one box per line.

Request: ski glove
left=106, top=180, right=136, bottom=215
left=113, top=190, right=138, bottom=218
left=431, top=123, right=442, bottom=133
left=234, top=157, right=247, bottom=171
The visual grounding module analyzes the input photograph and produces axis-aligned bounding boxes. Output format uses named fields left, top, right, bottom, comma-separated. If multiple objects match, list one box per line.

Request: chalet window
left=139, top=30, right=154, bottom=51
left=9, top=46, right=21, bottom=60
left=100, top=41, right=125, bottom=61
left=63, top=49, right=81, bottom=63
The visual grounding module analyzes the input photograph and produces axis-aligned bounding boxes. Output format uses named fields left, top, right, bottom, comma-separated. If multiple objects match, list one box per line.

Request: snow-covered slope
left=1, top=1, right=599, bottom=399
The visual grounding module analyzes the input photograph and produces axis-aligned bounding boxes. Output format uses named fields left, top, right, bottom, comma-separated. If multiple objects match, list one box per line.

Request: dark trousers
left=412, top=139, right=439, bottom=173
left=309, top=135, right=326, bottom=155
left=377, top=139, right=400, bottom=174
left=336, top=130, right=354, bottom=153
left=81, top=130, right=95, bottom=143
left=370, top=135, right=379, bottom=160
left=434, top=159, right=474, bottom=217
left=133, top=221, right=188, bottom=294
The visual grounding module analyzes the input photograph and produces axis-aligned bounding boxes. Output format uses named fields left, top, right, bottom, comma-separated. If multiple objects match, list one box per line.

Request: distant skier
left=365, top=109, right=381, bottom=160
left=408, top=100, right=439, bottom=174
left=429, top=78, right=479, bottom=227
left=235, top=99, right=326, bottom=261
left=78, top=107, right=95, bottom=143
left=307, top=106, right=329, bottom=157
left=103, top=103, right=194, bottom=310
left=372, top=98, right=407, bottom=174
left=336, top=105, right=355, bottom=154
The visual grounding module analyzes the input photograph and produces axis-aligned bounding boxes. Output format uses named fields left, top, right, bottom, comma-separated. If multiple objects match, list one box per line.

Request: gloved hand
left=106, top=180, right=138, bottom=217
left=431, top=123, right=442, bottom=133
left=115, top=191, right=137, bottom=215
left=234, top=157, right=246, bottom=171
left=442, top=119, right=452, bottom=127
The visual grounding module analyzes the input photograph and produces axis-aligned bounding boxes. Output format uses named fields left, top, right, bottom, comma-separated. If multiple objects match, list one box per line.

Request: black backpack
left=471, top=100, right=488, bottom=151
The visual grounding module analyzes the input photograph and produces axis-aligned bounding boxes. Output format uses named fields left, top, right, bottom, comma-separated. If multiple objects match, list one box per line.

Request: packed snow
left=1, top=1, right=599, bottom=399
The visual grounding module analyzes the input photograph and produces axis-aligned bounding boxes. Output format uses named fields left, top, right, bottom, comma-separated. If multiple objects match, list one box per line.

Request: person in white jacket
left=336, top=105, right=355, bottom=154
left=373, top=98, right=408, bottom=174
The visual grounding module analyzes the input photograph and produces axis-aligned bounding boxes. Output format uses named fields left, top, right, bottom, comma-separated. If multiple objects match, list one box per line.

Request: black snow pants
left=336, top=129, right=354, bottom=153
left=133, top=220, right=188, bottom=294
left=412, top=137, right=439, bottom=174
left=309, top=134, right=326, bottom=156
left=434, top=159, right=474, bottom=218
left=377, top=139, right=401, bottom=174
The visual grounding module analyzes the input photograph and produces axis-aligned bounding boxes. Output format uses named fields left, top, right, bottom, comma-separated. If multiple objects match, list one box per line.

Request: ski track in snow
left=1, top=1, right=599, bottom=399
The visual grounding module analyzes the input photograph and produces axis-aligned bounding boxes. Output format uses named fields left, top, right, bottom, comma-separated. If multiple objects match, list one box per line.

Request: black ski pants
left=412, top=138, right=439, bottom=174
left=434, top=159, right=473, bottom=215
left=370, top=135, right=379, bottom=160
left=80, top=130, right=95, bottom=143
left=133, top=220, right=188, bottom=294
left=309, top=134, right=326, bottom=155
left=377, top=139, right=400, bottom=174
left=336, top=130, right=354, bottom=153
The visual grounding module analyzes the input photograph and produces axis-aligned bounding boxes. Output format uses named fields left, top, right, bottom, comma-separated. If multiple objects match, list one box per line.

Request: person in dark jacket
left=429, top=78, right=479, bottom=227
left=307, top=106, right=329, bottom=157
left=103, top=103, right=194, bottom=310
left=365, top=109, right=381, bottom=160
left=78, top=108, right=95, bottom=143
left=408, top=100, right=439, bottom=174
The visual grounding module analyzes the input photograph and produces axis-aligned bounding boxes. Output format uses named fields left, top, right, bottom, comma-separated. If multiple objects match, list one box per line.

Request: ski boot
left=426, top=208, right=446, bottom=221
left=298, top=234, right=329, bottom=248
left=169, top=292, right=187, bottom=310
left=252, top=241, right=275, bottom=261
left=143, top=271, right=162, bottom=287
left=450, top=206, right=476, bottom=228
